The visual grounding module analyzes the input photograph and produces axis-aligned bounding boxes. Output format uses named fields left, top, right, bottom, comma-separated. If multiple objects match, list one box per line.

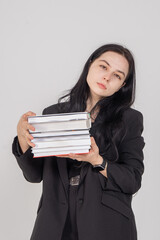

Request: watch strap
left=93, top=157, right=106, bottom=171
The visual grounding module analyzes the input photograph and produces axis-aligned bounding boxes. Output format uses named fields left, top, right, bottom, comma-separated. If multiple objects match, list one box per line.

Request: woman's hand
left=57, top=137, right=103, bottom=166
left=17, top=111, right=36, bottom=153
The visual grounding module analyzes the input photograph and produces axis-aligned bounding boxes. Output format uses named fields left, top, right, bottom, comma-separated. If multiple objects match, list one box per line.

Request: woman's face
left=86, top=51, right=129, bottom=101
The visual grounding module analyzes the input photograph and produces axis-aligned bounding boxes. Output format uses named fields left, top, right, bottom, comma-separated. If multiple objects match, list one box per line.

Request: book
left=29, top=119, right=91, bottom=133
left=31, top=129, right=90, bottom=138
left=28, top=112, right=91, bottom=133
left=31, top=145, right=91, bottom=153
left=28, top=112, right=92, bottom=158
left=28, top=112, right=90, bottom=123
left=31, top=134, right=90, bottom=142
left=33, top=149, right=90, bottom=158
left=32, top=138, right=91, bottom=149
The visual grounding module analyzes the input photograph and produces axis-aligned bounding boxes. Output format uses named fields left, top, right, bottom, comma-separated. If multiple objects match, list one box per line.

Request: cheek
left=87, top=65, right=99, bottom=81
left=111, top=83, right=123, bottom=93
left=87, top=68, right=100, bottom=85
left=86, top=71, right=94, bottom=86
left=107, top=82, right=120, bottom=92
left=86, top=75, right=90, bottom=87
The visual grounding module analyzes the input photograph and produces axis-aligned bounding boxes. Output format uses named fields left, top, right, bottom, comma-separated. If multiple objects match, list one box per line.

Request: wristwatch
left=92, top=157, right=106, bottom=172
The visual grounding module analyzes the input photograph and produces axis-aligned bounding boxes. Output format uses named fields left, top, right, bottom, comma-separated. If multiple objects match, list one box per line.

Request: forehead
left=96, top=51, right=129, bottom=74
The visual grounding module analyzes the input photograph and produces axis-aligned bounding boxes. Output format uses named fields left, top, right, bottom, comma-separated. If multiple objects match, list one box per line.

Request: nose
left=103, top=72, right=112, bottom=81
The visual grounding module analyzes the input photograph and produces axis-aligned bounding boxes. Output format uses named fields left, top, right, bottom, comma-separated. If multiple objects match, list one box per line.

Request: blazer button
left=79, top=199, right=83, bottom=204
left=61, top=201, right=66, bottom=205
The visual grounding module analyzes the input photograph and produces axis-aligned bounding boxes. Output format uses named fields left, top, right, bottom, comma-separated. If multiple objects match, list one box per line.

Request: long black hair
left=56, top=43, right=136, bottom=164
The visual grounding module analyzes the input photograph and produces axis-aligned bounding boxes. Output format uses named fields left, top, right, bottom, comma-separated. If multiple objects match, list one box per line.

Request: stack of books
left=28, top=112, right=91, bottom=158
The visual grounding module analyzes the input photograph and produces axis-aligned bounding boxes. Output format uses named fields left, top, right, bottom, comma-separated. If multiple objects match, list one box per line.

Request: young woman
left=12, top=44, right=145, bottom=240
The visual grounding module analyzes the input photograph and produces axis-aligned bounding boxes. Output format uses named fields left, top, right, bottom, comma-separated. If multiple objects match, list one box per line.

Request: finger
left=90, top=137, right=98, bottom=151
left=22, top=129, right=35, bottom=147
left=56, top=153, right=80, bottom=160
left=22, top=112, right=36, bottom=120
left=69, top=153, right=86, bottom=161
left=70, top=151, right=90, bottom=157
left=26, top=123, right=35, bottom=132
left=26, top=131, right=34, bottom=140
left=56, top=155, right=70, bottom=158
left=69, top=153, right=79, bottom=157
left=68, top=155, right=81, bottom=161
left=25, top=137, right=35, bottom=148
left=26, top=111, right=36, bottom=116
left=21, top=122, right=34, bottom=135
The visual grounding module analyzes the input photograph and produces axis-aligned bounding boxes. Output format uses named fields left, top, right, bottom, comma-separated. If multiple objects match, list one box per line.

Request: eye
left=99, top=65, right=107, bottom=70
left=114, top=74, right=121, bottom=80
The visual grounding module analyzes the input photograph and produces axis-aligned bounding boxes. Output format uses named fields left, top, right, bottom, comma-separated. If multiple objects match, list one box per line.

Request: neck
left=86, top=95, right=101, bottom=112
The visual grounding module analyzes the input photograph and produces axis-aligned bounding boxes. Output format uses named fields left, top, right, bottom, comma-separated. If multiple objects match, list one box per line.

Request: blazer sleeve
left=106, top=110, right=145, bottom=195
left=12, top=108, right=47, bottom=183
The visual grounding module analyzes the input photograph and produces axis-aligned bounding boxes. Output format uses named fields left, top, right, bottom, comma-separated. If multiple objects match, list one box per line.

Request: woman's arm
left=12, top=108, right=47, bottom=183
left=99, top=161, right=108, bottom=178
left=104, top=110, right=145, bottom=195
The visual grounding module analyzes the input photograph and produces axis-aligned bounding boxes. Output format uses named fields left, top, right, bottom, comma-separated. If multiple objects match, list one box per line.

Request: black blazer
left=12, top=103, right=145, bottom=240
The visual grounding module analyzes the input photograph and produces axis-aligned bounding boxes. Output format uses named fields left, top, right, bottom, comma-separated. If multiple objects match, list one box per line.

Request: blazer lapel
left=56, top=157, right=69, bottom=200
left=80, top=163, right=90, bottom=184
left=57, top=158, right=90, bottom=198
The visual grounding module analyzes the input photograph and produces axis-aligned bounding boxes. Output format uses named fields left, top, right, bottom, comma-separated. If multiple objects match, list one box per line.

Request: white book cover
left=29, top=119, right=91, bottom=133
left=31, top=134, right=90, bottom=142
left=28, top=112, right=90, bottom=123
left=32, top=145, right=91, bottom=153
left=33, top=149, right=90, bottom=158
left=33, top=138, right=91, bottom=149
left=31, top=129, right=90, bottom=137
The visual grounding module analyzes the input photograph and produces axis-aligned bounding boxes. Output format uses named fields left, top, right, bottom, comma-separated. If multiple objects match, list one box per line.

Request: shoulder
left=42, top=102, right=69, bottom=115
left=121, top=107, right=144, bottom=140
left=122, top=107, right=144, bottom=125
left=42, top=103, right=59, bottom=115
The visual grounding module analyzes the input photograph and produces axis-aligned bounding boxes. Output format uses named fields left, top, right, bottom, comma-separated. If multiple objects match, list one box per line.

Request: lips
left=97, top=82, right=107, bottom=89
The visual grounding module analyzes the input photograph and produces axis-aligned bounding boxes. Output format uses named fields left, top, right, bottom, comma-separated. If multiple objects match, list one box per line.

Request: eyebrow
left=99, top=60, right=126, bottom=77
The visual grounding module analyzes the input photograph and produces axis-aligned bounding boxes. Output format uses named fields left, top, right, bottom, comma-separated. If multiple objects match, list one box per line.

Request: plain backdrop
left=0, top=0, right=160, bottom=239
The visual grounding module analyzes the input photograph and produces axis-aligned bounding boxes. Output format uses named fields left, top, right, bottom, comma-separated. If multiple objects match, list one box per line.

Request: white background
left=0, top=0, right=159, bottom=239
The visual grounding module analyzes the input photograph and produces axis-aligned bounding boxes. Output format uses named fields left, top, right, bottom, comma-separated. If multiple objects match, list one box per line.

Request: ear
left=116, top=81, right=126, bottom=92
left=122, top=81, right=126, bottom=87
left=120, top=81, right=126, bottom=89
